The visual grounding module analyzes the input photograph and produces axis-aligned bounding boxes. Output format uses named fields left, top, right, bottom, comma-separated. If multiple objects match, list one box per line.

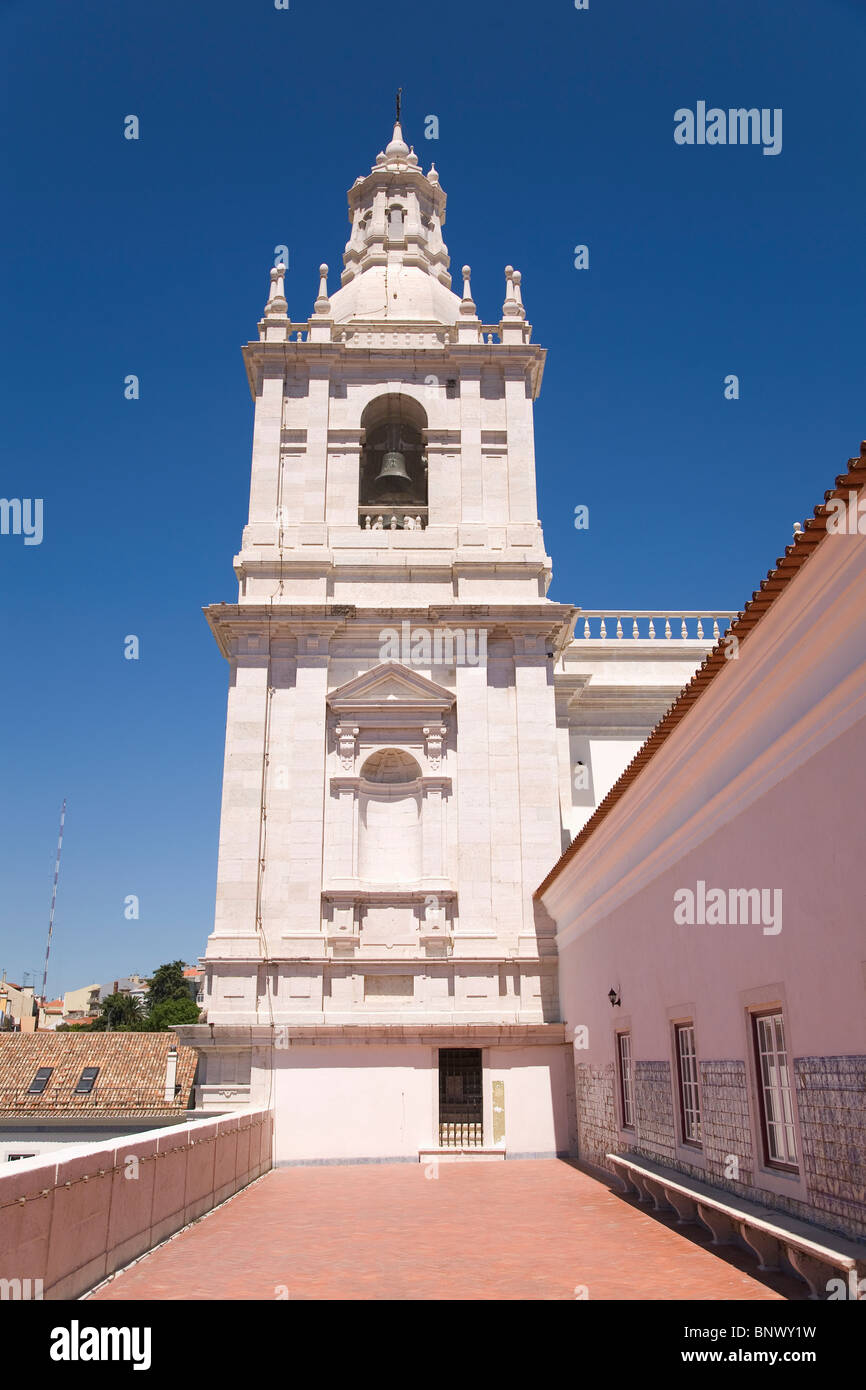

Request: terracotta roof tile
left=0, top=1031, right=198, bottom=1116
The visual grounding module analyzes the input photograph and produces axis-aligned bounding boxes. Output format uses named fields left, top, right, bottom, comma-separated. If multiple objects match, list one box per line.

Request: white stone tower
left=182, top=121, right=722, bottom=1163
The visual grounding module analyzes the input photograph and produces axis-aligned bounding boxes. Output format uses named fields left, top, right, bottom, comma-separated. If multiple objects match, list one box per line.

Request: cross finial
left=396, top=88, right=402, bottom=123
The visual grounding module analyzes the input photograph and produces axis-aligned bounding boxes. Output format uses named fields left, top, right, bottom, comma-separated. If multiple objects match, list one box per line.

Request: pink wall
left=546, top=523, right=866, bottom=1067
left=0, top=1107, right=272, bottom=1300
left=557, top=716, right=866, bottom=1061
left=541, top=514, right=866, bottom=1231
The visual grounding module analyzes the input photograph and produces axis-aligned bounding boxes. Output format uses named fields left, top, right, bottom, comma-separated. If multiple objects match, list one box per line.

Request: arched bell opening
left=358, top=394, right=428, bottom=530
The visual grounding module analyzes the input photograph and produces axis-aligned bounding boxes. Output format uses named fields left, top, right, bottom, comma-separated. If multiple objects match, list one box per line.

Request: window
left=438, top=1049, right=482, bottom=1148
left=674, top=1023, right=702, bottom=1146
left=616, top=1031, right=634, bottom=1130
left=7, top=1153, right=36, bottom=1162
left=74, top=1066, right=100, bottom=1095
left=27, top=1066, right=53, bottom=1095
left=752, top=1010, right=798, bottom=1171
left=387, top=205, right=404, bottom=239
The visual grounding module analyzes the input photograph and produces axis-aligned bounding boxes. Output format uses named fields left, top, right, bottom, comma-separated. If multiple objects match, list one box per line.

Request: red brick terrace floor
left=90, top=1160, right=806, bottom=1301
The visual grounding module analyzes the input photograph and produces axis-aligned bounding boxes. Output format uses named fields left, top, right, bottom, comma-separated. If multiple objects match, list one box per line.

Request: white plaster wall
left=271, top=1044, right=434, bottom=1162
left=574, top=736, right=644, bottom=832
left=268, top=1043, right=571, bottom=1163
left=487, top=1046, right=573, bottom=1156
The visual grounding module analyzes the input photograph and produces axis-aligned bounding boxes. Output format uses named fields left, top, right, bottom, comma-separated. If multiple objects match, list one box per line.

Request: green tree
left=146, top=996, right=200, bottom=1030
left=90, top=992, right=144, bottom=1031
left=146, top=961, right=190, bottom=1010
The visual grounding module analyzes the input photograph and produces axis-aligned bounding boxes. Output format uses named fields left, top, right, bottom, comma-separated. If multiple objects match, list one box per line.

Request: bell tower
left=190, top=121, right=576, bottom=1162
left=235, top=119, right=556, bottom=606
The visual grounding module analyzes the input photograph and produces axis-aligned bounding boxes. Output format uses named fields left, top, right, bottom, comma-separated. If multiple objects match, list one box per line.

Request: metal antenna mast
left=40, top=799, right=66, bottom=1010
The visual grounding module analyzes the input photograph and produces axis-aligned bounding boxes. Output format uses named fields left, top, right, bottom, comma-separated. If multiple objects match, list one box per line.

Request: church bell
left=374, top=449, right=412, bottom=489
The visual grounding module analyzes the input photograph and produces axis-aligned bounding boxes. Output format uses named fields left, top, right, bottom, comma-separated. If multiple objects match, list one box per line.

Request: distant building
left=0, top=977, right=36, bottom=1034
left=97, top=974, right=150, bottom=1006
left=0, top=1031, right=198, bottom=1162
left=62, top=982, right=100, bottom=1022
left=37, top=999, right=64, bottom=1031
left=183, top=965, right=204, bottom=1007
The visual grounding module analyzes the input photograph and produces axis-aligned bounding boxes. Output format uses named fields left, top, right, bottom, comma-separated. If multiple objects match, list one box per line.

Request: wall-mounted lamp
left=608, top=988, right=621, bottom=1008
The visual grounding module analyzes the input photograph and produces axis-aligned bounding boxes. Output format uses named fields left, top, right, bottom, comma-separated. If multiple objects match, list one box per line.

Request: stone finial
left=512, top=269, right=526, bottom=317
left=427, top=162, right=439, bottom=186
left=264, top=263, right=288, bottom=319
left=382, top=121, right=411, bottom=170
left=502, top=264, right=525, bottom=319
left=386, top=121, right=409, bottom=158
left=314, top=263, right=331, bottom=315
left=459, top=264, right=476, bottom=317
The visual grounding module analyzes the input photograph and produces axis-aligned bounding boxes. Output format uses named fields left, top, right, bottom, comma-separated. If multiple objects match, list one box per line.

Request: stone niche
left=322, top=661, right=457, bottom=953
left=358, top=749, right=422, bottom=882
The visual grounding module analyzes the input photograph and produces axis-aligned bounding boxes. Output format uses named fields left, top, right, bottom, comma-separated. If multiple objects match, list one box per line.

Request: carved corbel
left=423, top=724, right=447, bottom=770
left=335, top=724, right=359, bottom=772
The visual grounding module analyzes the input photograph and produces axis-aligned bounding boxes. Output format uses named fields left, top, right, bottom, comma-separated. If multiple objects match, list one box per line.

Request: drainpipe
left=164, top=1045, right=178, bottom=1104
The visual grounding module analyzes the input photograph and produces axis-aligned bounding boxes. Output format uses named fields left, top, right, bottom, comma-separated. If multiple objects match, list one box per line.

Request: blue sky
left=1, top=0, right=863, bottom=995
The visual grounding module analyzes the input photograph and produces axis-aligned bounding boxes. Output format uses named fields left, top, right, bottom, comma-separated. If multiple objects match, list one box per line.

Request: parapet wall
left=0, top=1106, right=273, bottom=1299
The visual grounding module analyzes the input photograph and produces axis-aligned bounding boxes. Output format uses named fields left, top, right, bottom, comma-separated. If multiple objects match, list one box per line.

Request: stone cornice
left=201, top=953, right=554, bottom=967
left=205, top=602, right=576, bottom=661
left=204, top=605, right=349, bottom=659
left=231, top=555, right=554, bottom=584
left=321, top=884, right=457, bottom=901
left=178, top=1022, right=567, bottom=1047
left=241, top=334, right=547, bottom=400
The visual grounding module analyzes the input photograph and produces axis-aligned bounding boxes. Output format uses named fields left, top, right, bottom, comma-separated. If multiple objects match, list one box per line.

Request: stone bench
left=606, top=1151, right=866, bottom=1300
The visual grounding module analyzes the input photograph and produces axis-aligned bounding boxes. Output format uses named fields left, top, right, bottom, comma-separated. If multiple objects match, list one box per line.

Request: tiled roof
left=536, top=442, right=866, bottom=897
left=0, top=1031, right=198, bottom=1116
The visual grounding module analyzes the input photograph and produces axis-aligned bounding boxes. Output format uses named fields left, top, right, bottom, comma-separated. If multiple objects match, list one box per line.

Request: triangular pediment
left=328, top=662, right=455, bottom=714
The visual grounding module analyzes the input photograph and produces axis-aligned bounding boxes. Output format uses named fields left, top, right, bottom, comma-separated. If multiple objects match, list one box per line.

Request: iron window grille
left=438, top=1048, right=483, bottom=1148
left=674, top=1023, right=702, bottom=1146
left=617, top=1031, right=634, bottom=1130
left=752, top=1010, right=798, bottom=1171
